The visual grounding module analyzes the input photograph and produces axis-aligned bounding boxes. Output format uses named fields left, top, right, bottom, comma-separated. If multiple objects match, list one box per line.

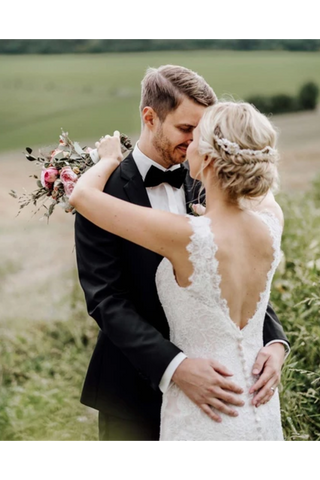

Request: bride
left=70, top=100, right=284, bottom=440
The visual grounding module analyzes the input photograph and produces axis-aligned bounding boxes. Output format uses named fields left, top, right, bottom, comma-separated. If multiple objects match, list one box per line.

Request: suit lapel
left=183, top=162, right=205, bottom=214
left=120, top=153, right=152, bottom=208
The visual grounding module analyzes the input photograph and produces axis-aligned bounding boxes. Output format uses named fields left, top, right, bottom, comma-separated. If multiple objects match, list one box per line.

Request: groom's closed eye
left=177, top=125, right=195, bottom=133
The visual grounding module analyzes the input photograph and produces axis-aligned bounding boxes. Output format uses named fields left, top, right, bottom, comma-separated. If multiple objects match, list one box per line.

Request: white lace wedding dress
left=156, top=212, right=284, bottom=441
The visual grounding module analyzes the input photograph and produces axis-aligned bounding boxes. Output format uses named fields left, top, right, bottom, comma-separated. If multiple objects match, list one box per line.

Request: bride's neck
left=203, top=172, right=239, bottom=215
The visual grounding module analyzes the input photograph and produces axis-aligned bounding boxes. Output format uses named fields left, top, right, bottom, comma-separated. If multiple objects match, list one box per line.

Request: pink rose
left=63, top=181, right=76, bottom=198
left=41, top=167, right=59, bottom=189
left=60, top=166, right=78, bottom=184
left=60, top=166, right=78, bottom=198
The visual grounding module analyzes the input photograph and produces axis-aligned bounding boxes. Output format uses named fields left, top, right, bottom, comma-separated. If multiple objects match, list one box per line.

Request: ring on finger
left=270, top=387, right=275, bottom=393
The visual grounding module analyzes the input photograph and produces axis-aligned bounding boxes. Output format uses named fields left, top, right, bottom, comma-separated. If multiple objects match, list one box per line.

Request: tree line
left=1, top=39, right=320, bottom=54
left=247, top=81, right=319, bottom=115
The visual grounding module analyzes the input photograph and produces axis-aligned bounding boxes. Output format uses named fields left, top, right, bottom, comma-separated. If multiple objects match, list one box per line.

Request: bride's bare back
left=173, top=208, right=277, bottom=330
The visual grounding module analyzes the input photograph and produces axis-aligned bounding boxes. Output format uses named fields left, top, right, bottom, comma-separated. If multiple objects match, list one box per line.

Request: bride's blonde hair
left=198, top=100, right=280, bottom=201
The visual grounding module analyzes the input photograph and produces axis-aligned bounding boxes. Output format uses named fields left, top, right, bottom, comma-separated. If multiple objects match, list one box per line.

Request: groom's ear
left=142, top=106, right=158, bottom=130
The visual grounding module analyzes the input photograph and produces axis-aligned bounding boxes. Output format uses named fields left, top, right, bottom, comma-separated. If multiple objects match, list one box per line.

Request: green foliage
left=298, top=82, right=319, bottom=110
left=273, top=179, right=320, bottom=440
left=1, top=40, right=320, bottom=54
left=0, top=272, right=99, bottom=440
left=247, top=81, right=319, bottom=115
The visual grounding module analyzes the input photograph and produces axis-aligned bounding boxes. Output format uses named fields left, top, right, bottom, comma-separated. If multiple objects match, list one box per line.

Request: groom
left=75, top=65, right=290, bottom=440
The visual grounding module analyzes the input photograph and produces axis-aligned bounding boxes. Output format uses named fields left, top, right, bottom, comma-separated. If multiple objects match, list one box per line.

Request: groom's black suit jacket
left=75, top=153, right=289, bottom=425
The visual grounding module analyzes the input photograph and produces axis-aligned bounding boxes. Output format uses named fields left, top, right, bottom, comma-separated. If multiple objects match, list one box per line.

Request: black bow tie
left=144, top=165, right=187, bottom=189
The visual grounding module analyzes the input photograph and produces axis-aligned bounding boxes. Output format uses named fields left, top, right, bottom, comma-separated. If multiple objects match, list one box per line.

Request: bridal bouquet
left=10, top=130, right=132, bottom=221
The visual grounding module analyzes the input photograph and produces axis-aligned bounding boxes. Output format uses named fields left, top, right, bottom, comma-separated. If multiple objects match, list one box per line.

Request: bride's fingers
left=113, top=130, right=120, bottom=138
left=95, top=141, right=100, bottom=148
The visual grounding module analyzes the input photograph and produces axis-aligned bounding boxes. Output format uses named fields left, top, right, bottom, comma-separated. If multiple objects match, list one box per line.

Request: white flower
left=89, top=148, right=100, bottom=164
left=191, top=203, right=206, bottom=216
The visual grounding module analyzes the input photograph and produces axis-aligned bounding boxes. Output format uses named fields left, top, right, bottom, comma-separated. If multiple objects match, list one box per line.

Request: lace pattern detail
left=182, top=215, right=231, bottom=322
left=156, top=212, right=284, bottom=441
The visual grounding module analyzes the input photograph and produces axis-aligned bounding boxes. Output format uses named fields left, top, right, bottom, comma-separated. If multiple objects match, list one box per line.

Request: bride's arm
left=69, top=132, right=191, bottom=260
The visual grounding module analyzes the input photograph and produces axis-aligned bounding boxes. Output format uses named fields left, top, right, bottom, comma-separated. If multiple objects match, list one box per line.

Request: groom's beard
left=152, top=127, right=187, bottom=168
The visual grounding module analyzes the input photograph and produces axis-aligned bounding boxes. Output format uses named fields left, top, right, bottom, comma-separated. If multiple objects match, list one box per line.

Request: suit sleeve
left=74, top=211, right=182, bottom=391
left=263, top=303, right=290, bottom=347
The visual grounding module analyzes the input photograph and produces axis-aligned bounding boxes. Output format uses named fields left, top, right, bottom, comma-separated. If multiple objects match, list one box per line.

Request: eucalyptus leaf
left=53, top=151, right=65, bottom=160
left=48, top=203, right=56, bottom=215
left=74, top=142, right=84, bottom=155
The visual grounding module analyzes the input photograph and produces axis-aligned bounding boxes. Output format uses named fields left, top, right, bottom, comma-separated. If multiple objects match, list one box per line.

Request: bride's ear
left=203, top=155, right=214, bottom=167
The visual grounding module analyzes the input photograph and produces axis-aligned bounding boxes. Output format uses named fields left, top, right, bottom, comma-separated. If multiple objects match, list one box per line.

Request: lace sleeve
left=185, top=215, right=218, bottom=298
left=253, top=210, right=283, bottom=270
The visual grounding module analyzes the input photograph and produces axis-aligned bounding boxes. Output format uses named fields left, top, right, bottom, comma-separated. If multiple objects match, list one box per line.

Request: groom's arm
left=75, top=211, right=182, bottom=391
left=263, top=303, right=290, bottom=349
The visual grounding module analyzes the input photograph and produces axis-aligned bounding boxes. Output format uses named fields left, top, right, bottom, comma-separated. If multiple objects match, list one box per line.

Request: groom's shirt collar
left=132, top=143, right=182, bottom=181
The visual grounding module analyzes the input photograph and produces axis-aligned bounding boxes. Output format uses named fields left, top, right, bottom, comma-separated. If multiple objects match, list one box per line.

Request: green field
left=1, top=50, right=320, bottom=152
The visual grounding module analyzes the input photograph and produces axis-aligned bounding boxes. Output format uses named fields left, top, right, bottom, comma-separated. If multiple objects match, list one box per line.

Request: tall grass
left=274, top=179, right=320, bottom=440
left=0, top=271, right=98, bottom=441
left=0, top=181, right=319, bottom=441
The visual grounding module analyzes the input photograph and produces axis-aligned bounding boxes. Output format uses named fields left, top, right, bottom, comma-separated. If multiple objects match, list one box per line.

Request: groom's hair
left=140, top=65, right=217, bottom=121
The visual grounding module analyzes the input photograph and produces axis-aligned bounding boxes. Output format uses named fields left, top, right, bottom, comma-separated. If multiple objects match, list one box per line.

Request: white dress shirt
left=132, top=144, right=290, bottom=393
left=132, top=144, right=187, bottom=393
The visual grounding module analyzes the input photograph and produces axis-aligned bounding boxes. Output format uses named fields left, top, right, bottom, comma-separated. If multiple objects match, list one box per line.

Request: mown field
left=0, top=51, right=320, bottom=441
left=1, top=50, right=320, bottom=152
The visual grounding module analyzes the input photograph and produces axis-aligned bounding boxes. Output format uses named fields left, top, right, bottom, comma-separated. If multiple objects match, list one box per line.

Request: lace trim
left=185, top=211, right=282, bottom=333
left=242, top=210, right=282, bottom=330
left=184, top=215, right=230, bottom=315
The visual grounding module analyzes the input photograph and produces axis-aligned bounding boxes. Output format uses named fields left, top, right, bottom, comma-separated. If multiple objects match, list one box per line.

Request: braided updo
left=198, top=101, right=279, bottom=201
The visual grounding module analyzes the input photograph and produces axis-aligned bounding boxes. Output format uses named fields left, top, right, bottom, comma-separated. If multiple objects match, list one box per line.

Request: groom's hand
left=249, top=342, right=286, bottom=407
left=172, top=358, right=244, bottom=422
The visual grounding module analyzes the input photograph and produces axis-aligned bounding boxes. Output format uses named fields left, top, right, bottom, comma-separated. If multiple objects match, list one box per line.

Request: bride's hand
left=96, top=130, right=123, bottom=163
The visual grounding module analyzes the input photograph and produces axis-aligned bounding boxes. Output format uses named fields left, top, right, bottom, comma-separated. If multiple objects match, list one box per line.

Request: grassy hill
left=1, top=50, right=320, bottom=152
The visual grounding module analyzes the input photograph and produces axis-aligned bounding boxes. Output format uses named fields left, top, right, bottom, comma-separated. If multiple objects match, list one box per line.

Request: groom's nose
left=184, top=136, right=193, bottom=146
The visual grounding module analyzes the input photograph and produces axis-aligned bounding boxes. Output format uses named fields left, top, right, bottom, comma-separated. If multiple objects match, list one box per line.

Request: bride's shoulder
left=241, top=191, right=284, bottom=230
left=257, top=201, right=284, bottom=233
left=264, top=202, right=284, bottom=229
